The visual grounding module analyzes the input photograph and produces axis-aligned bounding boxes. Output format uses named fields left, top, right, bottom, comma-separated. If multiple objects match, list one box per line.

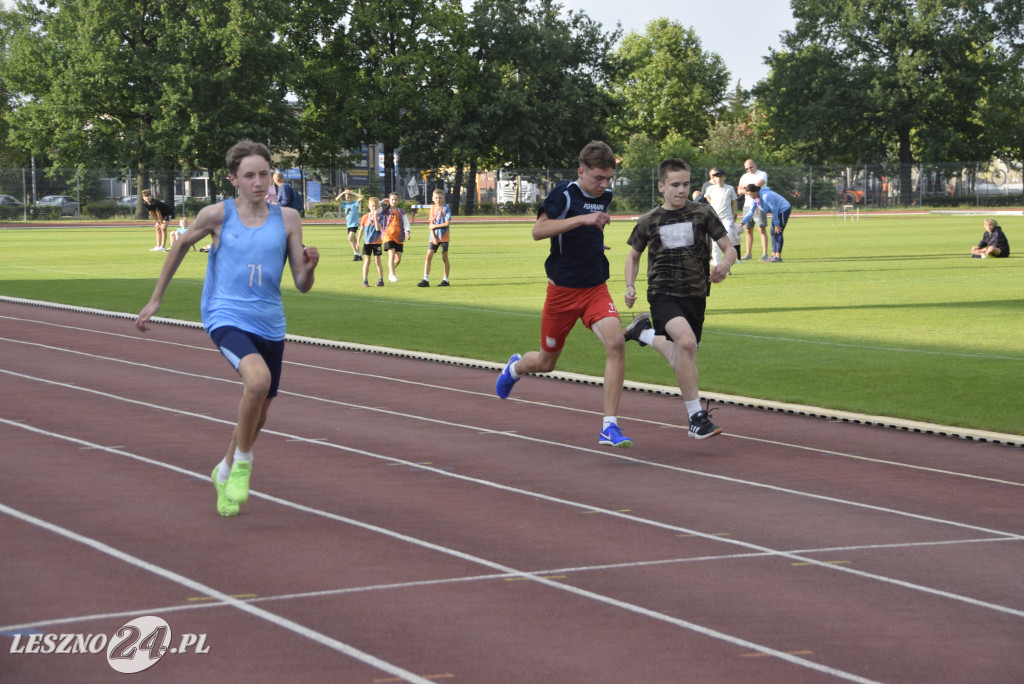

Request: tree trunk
left=135, top=166, right=149, bottom=220
left=897, top=126, right=914, bottom=206
left=450, top=161, right=464, bottom=216
left=465, top=159, right=478, bottom=215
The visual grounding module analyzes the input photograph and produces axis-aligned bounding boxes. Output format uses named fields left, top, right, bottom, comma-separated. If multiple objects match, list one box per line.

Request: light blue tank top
left=201, top=201, right=288, bottom=340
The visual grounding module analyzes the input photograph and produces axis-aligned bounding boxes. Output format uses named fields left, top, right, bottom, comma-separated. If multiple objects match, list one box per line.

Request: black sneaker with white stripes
left=623, top=313, right=652, bottom=347
left=688, top=402, right=722, bottom=440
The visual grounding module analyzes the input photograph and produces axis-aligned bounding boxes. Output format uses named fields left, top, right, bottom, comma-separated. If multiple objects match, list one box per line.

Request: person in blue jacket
left=741, top=185, right=792, bottom=263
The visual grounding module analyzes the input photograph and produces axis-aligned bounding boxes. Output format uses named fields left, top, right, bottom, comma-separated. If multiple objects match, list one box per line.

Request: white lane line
left=0, top=500, right=436, bottom=684
left=0, top=420, right=884, bottom=684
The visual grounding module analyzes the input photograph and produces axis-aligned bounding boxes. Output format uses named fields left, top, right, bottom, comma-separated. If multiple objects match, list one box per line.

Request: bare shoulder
left=281, top=206, right=303, bottom=236
left=186, top=201, right=225, bottom=237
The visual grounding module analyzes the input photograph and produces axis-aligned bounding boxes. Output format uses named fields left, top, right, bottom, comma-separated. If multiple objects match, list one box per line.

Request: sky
left=558, top=0, right=797, bottom=88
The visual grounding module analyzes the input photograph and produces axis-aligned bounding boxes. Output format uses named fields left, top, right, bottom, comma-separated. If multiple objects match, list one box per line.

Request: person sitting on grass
left=971, top=218, right=1010, bottom=258
left=168, top=218, right=197, bottom=252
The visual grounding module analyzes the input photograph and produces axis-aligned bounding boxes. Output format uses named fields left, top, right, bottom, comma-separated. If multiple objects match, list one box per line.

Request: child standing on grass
left=703, top=168, right=741, bottom=269
left=385, top=192, right=411, bottom=282
left=495, top=140, right=633, bottom=449
left=360, top=196, right=386, bottom=287
left=336, top=188, right=364, bottom=261
left=135, top=139, right=319, bottom=517
left=622, top=158, right=734, bottom=440
left=417, top=188, right=452, bottom=287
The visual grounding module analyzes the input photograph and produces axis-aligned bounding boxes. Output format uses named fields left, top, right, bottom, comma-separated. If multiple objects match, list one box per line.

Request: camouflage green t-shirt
left=626, top=202, right=727, bottom=298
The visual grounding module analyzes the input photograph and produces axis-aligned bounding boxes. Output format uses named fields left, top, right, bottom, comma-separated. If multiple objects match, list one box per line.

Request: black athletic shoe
left=437, top=280, right=450, bottom=287
left=688, top=403, right=722, bottom=440
left=624, top=313, right=652, bottom=347
left=417, top=279, right=430, bottom=287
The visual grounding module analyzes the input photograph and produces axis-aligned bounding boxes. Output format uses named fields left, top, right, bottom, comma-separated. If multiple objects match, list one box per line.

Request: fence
left=1, top=161, right=1020, bottom=221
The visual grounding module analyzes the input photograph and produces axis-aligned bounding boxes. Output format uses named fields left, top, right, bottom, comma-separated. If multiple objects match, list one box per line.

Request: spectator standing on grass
left=336, top=188, right=364, bottom=261
left=273, top=172, right=302, bottom=214
left=703, top=167, right=741, bottom=269
left=135, top=139, right=319, bottom=517
left=737, top=159, right=768, bottom=261
left=622, top=158, right=734, bottom=440
left=360, top=196, right=386, bottom=287
left=741, top=185, right=791, bottom=263
left=142, top=189, right=175, bottom=252
left=971, top=218, right=1010, bottom=258
left=385, top=192, right=412, bottom=282
left=495, top=140, right=633, bottom=449
left=417, top=188, right=452, bottom=287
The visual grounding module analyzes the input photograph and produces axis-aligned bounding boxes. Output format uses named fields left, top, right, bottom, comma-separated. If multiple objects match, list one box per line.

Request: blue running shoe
left=599, top=422, right=633, bottom=448
left=495, top=353, right=521, bottom=399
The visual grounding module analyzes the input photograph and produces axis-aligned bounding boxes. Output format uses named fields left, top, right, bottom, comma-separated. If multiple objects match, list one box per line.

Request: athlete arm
left=532, top=211, right=609, bottom=241
left=285, top=209, right=318, bottom=293
left=623, top=247, right=643, bottom=309
left=136, top=203, right=223, bottom=332
left=710, top=237, right=736, bottom=283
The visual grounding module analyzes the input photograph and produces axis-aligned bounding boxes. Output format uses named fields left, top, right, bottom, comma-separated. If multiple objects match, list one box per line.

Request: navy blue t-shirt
left=540, top=180, right=612, bottom=288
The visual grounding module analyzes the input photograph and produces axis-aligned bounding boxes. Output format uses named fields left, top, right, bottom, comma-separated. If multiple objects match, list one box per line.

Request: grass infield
left=1, top=210, right=1021, bottom=436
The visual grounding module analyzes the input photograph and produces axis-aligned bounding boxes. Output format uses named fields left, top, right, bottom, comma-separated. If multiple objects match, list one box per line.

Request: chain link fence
left=1, top=161, right=1020, bottom=221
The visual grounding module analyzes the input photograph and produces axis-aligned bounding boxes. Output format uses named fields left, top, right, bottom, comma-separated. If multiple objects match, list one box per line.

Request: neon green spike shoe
left=211, top=466, right=239, bottom=517
left=224, top=461, right=252, bottom=505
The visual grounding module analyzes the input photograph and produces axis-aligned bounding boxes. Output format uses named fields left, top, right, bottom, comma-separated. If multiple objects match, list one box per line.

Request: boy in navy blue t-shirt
left=495, top=141, right=632, bottom=448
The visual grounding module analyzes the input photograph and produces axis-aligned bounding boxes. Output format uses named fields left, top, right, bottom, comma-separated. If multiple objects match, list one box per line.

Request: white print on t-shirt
left=659, top=222, right=695, bottom=249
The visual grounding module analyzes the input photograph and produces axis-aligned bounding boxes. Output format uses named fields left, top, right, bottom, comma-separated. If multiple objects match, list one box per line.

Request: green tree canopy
left=2, top=0, right=296, bottom=176
left=608, top=19, right=730, bottom=150
left=756, top=0, right=1012, bottom=167
left=467, top=0, right=619, bottom=168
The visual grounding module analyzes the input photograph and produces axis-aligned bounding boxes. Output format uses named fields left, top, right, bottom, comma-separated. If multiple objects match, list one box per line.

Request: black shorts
left=363, top=244, right=382, bottom=256
left=347, top=225, right=360, bottom=233
left=208, top=326, right=284, bottom=398
left=383, top=241, right=404, bottom=252
left=428, top=241, right=449, bottom=253
left=648, top=293, right=707, bottom=345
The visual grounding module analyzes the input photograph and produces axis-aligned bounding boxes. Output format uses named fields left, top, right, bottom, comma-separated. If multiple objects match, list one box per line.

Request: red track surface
left=1, top=300, right=1022, bottom=683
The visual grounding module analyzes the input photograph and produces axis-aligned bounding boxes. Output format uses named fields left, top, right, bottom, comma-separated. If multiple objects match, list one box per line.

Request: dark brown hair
left=578, top=140, right=616, bottom=170
left=225, top=139, right=272, bottom=176
left=657, top=158, right=691, bottom=183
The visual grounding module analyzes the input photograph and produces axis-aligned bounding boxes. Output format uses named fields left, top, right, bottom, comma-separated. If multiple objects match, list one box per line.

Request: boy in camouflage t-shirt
left=623, top=158, right=736, bottom=440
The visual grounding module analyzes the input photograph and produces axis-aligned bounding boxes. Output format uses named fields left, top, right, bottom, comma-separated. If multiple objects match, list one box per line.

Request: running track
left=0, top=299, right=1021, bottom=683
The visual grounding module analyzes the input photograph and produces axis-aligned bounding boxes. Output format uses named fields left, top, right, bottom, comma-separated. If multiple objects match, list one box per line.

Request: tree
left=333, top=0, right=467, bottom=196
left=468, top=0, right=619, bottom=168
left=755, top=0, right=1017, bottom=203
left=608, top=19, right=730, bottom=150
left=2, top=0, right=296, bottom=208
left=0, top=10, right=29, bottom=168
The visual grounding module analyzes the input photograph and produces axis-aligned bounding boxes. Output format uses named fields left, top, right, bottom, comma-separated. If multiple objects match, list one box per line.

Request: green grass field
left=1, top=210, right=1022, bottom=435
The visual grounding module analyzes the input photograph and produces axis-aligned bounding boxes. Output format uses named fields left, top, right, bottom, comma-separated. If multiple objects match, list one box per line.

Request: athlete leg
left=224, top=353, right=273, bottom=466
left=652, top=316, right=699, bottom=401
left=591, top=315, right=626, bottom=417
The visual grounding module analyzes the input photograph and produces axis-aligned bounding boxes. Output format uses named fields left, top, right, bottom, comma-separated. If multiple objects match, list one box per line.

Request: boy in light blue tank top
left=136, top=140, right=320, bottom=517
